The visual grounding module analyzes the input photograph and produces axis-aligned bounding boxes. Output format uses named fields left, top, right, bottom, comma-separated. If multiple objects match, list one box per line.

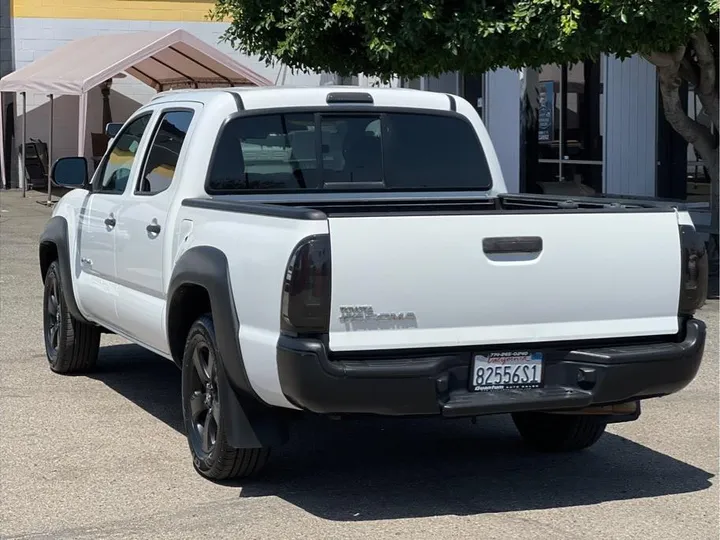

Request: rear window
left=206, top=111, right=492, bottom=192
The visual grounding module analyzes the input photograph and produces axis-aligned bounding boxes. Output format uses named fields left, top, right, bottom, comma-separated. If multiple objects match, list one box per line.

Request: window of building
left=461, top=74, right=484, bottom=121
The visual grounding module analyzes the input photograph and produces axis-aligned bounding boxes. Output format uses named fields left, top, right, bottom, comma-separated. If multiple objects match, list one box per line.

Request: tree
left=211, top=1, right=719, bottom=193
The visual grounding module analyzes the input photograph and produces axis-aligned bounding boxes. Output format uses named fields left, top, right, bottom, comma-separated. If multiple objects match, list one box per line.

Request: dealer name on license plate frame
left=470, top=351, right=544, bottom=392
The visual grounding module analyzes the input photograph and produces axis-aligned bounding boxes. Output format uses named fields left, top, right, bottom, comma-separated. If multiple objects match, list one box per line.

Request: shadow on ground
left=91, top=343, right=715, bottom=522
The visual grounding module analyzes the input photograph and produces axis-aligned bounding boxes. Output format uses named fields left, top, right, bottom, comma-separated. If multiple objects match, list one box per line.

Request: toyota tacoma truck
left=39, top=86, right=708, bottom=481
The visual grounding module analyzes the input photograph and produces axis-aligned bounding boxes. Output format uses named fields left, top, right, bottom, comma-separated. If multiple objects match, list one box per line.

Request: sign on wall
left=537, top=81, right=554, bottom=142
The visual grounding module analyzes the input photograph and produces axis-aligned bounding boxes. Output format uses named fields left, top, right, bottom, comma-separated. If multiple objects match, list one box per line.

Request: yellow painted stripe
left=13, top=0, right=222, bottom=22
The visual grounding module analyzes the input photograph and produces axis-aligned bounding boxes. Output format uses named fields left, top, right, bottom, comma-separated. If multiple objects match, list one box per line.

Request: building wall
left=424, top=72, right=459, bottom=93
left=603, top=54, right=658, bottom=196
left=484, top=68, right=521, bottom=192
left=13, top=0, right=217, bottom=21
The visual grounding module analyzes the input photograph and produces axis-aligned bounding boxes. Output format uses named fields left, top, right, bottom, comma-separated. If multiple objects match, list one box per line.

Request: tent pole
left=0, top=93, right=5, bottom=190
left=21, top=91, right=26, bottom=198
left=77, top=93, right=87, bottom=158
left=47, top=94, right=54, bottom=205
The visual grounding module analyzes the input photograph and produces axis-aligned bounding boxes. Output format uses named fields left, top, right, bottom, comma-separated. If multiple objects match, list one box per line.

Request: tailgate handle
left=483, top=236, right=543, bottom=254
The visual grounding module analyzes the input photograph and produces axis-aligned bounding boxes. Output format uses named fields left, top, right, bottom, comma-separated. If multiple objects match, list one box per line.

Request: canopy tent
left=0, top=29, right=273, bottom=195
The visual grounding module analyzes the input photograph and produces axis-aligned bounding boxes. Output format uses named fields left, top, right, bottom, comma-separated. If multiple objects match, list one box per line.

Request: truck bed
left=182, top=193, right=685, bottom=352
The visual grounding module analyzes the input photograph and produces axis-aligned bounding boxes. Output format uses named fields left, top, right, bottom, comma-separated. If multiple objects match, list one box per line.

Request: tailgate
left=327, top=211, right=682, bottom=352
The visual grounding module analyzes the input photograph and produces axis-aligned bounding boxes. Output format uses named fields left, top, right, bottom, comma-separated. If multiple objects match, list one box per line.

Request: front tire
left=43, top=260, right=101, bottom=374
left=512, top=411, right=607, bottom=452
left=181, top=314, right=270, bottom=480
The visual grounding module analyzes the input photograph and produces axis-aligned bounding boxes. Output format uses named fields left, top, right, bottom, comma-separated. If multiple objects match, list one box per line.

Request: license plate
left=470, top=351, right=544, bottom=391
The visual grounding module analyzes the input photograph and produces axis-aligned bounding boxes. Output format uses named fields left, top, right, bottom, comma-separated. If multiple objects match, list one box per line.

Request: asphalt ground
left=1, top=189, right=718, bottom=540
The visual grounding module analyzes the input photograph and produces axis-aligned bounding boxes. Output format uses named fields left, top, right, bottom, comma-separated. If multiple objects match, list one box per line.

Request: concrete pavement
left=0, top=189, right=717, bottom=540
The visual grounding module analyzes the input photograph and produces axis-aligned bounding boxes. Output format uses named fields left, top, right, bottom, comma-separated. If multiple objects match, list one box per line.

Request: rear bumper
left=276, top=318, right=706, bottom=418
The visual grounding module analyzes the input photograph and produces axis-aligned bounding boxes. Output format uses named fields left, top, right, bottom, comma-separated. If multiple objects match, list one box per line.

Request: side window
left=136, top=110, right=194, bottom=195
left=96, top=114, right=151, bottom=194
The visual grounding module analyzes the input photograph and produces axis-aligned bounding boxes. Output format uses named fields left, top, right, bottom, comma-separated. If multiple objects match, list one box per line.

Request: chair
left=19, top=139, right=49, bottom=190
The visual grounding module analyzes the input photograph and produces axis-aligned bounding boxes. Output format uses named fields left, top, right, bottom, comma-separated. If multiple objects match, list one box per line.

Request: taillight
left=281, top=235, right=331, bottom=335
left=678, top=225, right=708, bottom=316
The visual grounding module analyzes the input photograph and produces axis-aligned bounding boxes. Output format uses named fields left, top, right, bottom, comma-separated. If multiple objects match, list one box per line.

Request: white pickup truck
left=40, top=86, right=708, bottom=481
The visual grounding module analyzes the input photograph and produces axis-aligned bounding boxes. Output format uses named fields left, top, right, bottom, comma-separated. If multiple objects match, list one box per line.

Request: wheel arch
left=167, top=246, right=290, bottom=449
left=39, top=241, right=58, bottom=282
left=38, top=216, right=90, bottom=324
left=167, top=283, right=212, bottom=368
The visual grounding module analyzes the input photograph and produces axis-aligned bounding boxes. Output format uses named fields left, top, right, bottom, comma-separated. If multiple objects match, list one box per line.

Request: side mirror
left=51, top=157, right=89, bottom=188
left=105, top=122, right=123, bottom=138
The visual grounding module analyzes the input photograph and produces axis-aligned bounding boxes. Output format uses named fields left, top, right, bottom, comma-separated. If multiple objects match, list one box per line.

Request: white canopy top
left=0, top=28, right=273, bottom=94
left=0, top=29, right=274, bottom=190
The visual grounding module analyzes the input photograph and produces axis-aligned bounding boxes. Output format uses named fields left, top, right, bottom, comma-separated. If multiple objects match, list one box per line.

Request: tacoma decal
left=339, top=305, right=417, bottom=324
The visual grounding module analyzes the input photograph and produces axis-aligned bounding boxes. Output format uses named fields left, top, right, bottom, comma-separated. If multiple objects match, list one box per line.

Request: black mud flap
left=216, top=359, right=291, bottom=449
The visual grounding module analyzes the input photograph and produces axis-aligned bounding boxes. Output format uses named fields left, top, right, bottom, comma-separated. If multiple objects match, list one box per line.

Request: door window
left=531, top=60, right=604, bottom=195
left=136, top=110, right=195, bottom=195
left=461, top=73, right=485, bottom=120
left=95, top=114, right=151, bottom=194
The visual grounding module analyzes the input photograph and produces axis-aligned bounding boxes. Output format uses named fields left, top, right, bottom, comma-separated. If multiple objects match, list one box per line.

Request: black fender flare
left=39, top=216, right=91, bottom=325
left=167, top=246, right=289, bottom=449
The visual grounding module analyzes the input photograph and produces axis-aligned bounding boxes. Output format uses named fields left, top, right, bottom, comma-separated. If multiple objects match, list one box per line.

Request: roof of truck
left=149, top=85, right=460, bottom=112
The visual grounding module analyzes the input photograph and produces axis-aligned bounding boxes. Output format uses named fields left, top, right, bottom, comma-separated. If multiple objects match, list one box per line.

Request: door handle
left=146, top=221, right=161, bottom=235
left=482, top=236, right=543, bottom=254
left=104, top=215, right=116, bottom=228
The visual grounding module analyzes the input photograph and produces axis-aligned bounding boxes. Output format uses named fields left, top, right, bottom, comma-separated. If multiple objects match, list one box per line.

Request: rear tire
left=181, top=314, right=270, bottom=480
left=43, top=260, right=101, bottom=374
left=512, top=411, right=607, bottom=452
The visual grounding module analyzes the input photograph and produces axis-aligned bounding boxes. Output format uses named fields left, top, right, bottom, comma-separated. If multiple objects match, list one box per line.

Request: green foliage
left=210, top=0, right=719, bottom=78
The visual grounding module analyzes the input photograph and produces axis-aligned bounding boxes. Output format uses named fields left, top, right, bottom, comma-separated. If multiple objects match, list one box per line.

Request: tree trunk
left=657, top=70, right=717, bottom=176
left=658, top=71, right=719, bottom=232
left=647, top=41, right=719, bottom=233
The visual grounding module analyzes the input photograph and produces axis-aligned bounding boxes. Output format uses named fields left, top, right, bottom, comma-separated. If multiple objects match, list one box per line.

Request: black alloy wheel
left=188, top=341, right=221, bottom=457
left=43, top=269, right=62, bottom=363
left=41, top=260, right=100, bottom=373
